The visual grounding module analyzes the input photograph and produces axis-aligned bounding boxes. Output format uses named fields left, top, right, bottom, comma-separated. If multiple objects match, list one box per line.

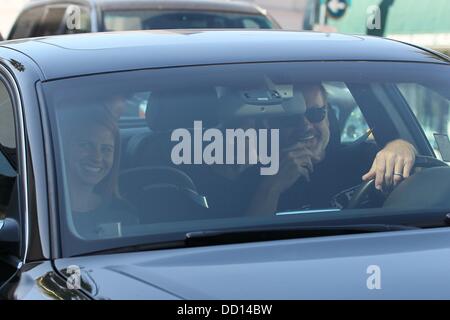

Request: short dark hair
left=297, top=83, right=328, bottom=103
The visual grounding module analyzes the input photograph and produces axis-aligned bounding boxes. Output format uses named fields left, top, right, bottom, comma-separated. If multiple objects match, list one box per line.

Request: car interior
left=106, top=82, right=450, bottom=226
left=42, top=61, right=450, bottom=242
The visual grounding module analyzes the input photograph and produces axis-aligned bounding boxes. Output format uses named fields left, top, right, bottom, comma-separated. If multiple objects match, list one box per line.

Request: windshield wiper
left=84, top=224, right=417, bottom=256
left=185, top=224, right=418, bottom=247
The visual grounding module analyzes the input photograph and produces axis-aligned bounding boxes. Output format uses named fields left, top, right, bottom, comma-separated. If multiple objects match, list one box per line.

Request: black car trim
left=38, top=59, right=450, bottom=83
left=0, top=63, right=29, bottom=264
left=35, top=82, right=63, bottom=260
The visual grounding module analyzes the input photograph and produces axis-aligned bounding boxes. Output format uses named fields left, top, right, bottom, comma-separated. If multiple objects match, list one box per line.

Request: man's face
left=278, top=85, right=330, bottom=162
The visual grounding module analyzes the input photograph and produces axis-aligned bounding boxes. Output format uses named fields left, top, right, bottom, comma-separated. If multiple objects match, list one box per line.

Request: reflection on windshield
left=42, top=62, right=450, bottom=254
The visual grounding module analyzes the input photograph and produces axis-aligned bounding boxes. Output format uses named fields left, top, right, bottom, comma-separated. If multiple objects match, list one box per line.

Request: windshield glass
left=102, top=10, right=273, bottom=31
left=42, top=61, right=450, bottom=256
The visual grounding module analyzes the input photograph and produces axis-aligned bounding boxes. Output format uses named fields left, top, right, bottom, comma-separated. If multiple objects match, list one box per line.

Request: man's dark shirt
left=186, top=164, right=262, bottom=218
left=191, top=141, right=379, bottom=216
left=278, top=141, right=379, bottom=212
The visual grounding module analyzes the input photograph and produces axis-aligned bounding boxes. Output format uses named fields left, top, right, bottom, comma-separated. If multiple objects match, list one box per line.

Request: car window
left=8, top=6, right=46, bottom=39
left=115, top=92, right=150, bottom=120
left=397, top=83, right=450, bottom=160
left=42, top=61, right=450, bottom=256
left=322, top=82, right=370, bottom=143
left=0, top=82, right=15, bottom=150
left=103, top=10, right=273, bottom=31
left=0, top=77, right=18, bottom=221
left=32, top=5, right=68, bottom=37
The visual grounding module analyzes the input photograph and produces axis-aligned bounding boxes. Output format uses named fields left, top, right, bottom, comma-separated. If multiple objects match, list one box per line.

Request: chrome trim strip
left=276, top=209, right=341, bottom=216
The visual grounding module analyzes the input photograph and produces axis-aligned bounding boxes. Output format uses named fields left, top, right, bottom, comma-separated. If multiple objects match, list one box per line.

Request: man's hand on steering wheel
left=362, top=139, right=417, bottom=192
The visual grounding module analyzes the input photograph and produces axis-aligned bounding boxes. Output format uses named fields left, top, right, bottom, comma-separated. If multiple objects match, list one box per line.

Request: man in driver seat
left=144, top=83, right=417, bottom=217
left=245, top=84, right=417, bottom=215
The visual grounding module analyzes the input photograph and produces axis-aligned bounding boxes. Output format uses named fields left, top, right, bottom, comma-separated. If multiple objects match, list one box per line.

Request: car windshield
left=102, top=10, right=274, bottom=31
left=42, top=61, right=450, bottom=256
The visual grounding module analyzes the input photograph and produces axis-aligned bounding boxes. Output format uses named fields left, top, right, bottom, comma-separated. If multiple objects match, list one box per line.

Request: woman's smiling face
left=68, top=124, right=115, bottom=187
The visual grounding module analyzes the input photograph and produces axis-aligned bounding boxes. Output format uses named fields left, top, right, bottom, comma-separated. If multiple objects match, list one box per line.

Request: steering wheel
left=346, top=156, right=448, bottom=209
left=119, top=166, right=208, bottom=212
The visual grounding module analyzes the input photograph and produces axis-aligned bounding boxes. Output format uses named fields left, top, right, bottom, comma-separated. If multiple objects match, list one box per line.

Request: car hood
left=55, top=227, right=450, bottom=299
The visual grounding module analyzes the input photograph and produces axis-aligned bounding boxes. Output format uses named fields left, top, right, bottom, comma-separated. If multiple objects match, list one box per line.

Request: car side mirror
left=0, top=218, right=20, bottom=255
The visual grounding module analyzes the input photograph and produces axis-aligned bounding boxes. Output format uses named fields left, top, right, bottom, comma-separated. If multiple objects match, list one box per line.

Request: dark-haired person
left=247, top=84, right=416, bottom=215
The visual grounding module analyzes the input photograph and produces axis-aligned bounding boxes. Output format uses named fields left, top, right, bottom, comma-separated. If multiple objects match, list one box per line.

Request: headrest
left=146, top=89, right=219, bottom=132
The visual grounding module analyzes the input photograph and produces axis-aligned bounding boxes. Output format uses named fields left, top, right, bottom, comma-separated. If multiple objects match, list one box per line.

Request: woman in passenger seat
left=62, top=108, right=138, bottom=239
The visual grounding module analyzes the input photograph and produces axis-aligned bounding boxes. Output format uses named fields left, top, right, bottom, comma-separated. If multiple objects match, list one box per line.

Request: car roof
left=1, top=30, right=448, bottom=81
left=26, top=0, right=267, bottom=15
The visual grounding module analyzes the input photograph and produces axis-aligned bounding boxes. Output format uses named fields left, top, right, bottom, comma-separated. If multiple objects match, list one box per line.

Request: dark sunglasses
left=304, top=105, right=328, bottom=123
left=268, top=105, right=328, bottom=127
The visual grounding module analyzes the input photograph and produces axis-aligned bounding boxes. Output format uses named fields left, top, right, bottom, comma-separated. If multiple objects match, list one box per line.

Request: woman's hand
left=362, top=139, right=416, bottom=191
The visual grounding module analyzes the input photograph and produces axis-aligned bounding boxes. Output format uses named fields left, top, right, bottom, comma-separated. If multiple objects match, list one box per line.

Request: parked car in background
left=1, top=30, right=450, bottom=299
left=7, top=0, right=280, bottom=40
